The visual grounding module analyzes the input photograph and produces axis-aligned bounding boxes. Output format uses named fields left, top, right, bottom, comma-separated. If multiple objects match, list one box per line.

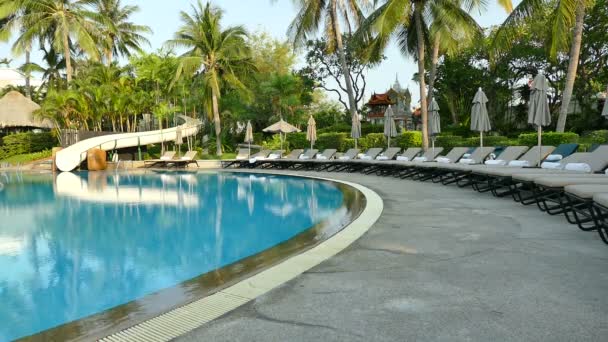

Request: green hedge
left=316, top=132, right=351, bottom=151
left=317, top=123, right=351, bottom=134
left=517, top=132, right=579, bottom=146
left=582, top=130, right=608, bottom=144
left=395, top=131, right=423, bottom=148
left=0, top=132, right=57, bottom=160
left=464, top=135, right=513, bottom=147
left=433, top=135, right=466, bottom=150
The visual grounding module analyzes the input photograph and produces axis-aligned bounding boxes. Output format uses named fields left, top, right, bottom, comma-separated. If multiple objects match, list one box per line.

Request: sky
left=0, top=0, right=520, bottom=105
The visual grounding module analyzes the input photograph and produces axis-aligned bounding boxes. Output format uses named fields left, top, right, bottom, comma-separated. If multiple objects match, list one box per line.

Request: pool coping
left=98, top=171, right=383, bottom=342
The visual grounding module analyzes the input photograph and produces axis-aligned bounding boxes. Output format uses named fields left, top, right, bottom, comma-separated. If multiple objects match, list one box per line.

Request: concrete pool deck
left=176, top=170, right=607, bottom=342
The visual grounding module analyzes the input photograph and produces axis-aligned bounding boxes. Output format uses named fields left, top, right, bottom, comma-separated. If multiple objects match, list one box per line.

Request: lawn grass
left=1, top=150, right=52, bottom=164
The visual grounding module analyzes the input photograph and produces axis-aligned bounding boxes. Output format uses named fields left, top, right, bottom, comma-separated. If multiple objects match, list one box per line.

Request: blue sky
left=1, top=0, right=519, bottom=105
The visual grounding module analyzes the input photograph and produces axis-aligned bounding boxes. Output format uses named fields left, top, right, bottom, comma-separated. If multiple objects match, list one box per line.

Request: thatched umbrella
left=0, top=91, right=52, bottom=128
left=263, top=119, right=301, bottom=156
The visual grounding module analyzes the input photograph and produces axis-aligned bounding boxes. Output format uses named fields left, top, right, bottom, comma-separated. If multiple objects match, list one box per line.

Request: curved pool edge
left=98, top=171, right=384, bottom=342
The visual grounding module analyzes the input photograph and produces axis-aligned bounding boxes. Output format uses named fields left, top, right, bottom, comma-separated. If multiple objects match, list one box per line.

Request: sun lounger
left=408, top=147, right=471, bottom=181
left=165, top=151, right=199, bottom=168
left=385, top=147, right=445, bottom=178
left=357, top=148, right=403, bottom=174
left=431, top=147, right=496, bottom=185
left=590, top=193, right=608, bottom=244
left=316, top=148, right=360, bottom=171
left=324, top=148, right=383, bottom=172
left=255, top=149, right=305, bottom=169
left=374, top=148, right=422, bottom=176
left=144, top=151, right=177, bottom=168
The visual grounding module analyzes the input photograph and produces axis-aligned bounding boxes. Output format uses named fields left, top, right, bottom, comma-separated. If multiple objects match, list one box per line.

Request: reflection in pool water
left=0, top=171, right=348, bottom=341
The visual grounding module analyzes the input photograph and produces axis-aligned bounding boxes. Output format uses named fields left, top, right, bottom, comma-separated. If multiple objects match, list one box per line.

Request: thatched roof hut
left=0, top=91, right=52, bottom=128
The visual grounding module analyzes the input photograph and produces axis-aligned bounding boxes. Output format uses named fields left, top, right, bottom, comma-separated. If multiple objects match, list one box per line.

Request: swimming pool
left=0, top=170, right=363, bottom=341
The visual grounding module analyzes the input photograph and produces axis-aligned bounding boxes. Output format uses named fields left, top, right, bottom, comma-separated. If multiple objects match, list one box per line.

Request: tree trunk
left=106, top=49, right=113, bottom=66
left=25, top=48, right=31, bottom=98
left=330, top=0, right=358, bottom=119
left=555, top=1, right=585, bottom=132
left=63, top=28, right=72, bottom=85
left=212, top=90, right=222, bottom=156
left=427, top=33, right=441, bottom=102
left=415, top=6, right=429, bottom=150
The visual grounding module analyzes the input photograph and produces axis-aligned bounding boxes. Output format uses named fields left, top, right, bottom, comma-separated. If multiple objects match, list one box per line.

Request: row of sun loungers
left=144, top=150, right=199, bottom=168
left=221, top=143, right=608, bottom=245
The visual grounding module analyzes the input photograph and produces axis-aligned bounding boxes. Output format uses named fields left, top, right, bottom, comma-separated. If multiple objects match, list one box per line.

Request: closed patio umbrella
left=306, top=115, right=317, bottom=150
left=428, top=98, right=441, bottom=153
left=244, top=121, right=254, bottom=158
left=351, top=112, right=361, bottom=149
left=263, top=119, right=301, bottom=157
left=528, top=73, right=552, bottom=166
left=384, top=105, right=398, bottom=148
left=471, top=88, right=491, bottom=147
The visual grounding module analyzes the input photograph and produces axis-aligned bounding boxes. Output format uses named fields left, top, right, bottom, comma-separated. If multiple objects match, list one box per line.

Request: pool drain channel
left=99, top=175, right=383, bottom=342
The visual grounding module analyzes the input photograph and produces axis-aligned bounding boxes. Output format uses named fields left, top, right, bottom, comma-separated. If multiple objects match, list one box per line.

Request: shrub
left=316, top=132, right=350, bottom=151
left=582, top=130, right=608, bottom=144
left=285, top=132, right=307, bottom=150
left=361, top=124, right=385, bottom=135
left=317, top=123, right=351, bottom=134
left=0, top=132, right=57, bottom=159
left=394, top=131, right=422, bottom=148
left=464, top=135, right=512, bottom=147
left=364, top=133, right=386, bottom=148
left=433, top=135, right=466, bottom=150
left=517, top=132, right=579, bottom=146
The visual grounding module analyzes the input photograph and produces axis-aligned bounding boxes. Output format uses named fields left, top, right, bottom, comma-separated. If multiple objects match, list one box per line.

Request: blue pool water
left=0, top=171, right=347, bottom=340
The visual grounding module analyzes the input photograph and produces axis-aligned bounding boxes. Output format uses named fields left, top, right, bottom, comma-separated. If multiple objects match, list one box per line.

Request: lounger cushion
left=413, top=156, right=427, bottom=162
left=397, top=156, right=410, bottom=161
left=541, top=161, right=563, bottom=169
left=593, top=193, right=608, bottom=207
left=508, top=160, right=531, bottom=167
left=485, top=159, right=507, bottom=166
left=339, top=156, right=351, bottom=160
left=376, top=156, right=389, bottom=160
left=535, top=177, right=608, bottom=187
left=160, top=156, right=173, bottom=161
left=458, top=158, right=475, bottom=164
left=565, top=185, right=608, bottom=199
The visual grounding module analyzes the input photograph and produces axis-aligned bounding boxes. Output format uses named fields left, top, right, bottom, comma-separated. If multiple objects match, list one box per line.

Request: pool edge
left=99, top=172, right=384, bottom=342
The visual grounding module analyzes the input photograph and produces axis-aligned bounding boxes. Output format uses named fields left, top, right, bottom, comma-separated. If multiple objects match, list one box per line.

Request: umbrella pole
left=280, top=132, right=283, bottom=159
left=538, top=125, right=542, bottom=166
left=355, top=139, right=358, bottom=149
left=480, top=131, right=483, bottom=148
left=248, top=141, right=251, bottom=158
left=432, top=137, right=435, bottom=155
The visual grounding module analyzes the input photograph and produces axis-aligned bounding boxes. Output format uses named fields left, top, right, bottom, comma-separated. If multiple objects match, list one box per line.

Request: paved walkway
left=177, top=171, right=607, bottom=342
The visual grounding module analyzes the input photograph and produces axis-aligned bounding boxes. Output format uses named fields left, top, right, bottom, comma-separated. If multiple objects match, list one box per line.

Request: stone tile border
left=99, top=172, right=383, bottom=342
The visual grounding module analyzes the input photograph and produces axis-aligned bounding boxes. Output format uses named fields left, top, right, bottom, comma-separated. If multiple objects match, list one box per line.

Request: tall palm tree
left=166, top=1, right=253, bottom=156
left=92, top=0, right=151, bottom=65
left=360, top=0, right=511, bottom=150
left=287, top=0, right=369, bottom=123
left=0, top=0, right=100, bottom=84
left=492, top=0, right=589, bottom=132
left=20, top=46, right=66, bottom=90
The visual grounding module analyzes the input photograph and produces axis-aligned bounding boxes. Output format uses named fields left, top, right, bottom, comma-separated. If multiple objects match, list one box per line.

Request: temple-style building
left=365, top=76, right=413, bottom=130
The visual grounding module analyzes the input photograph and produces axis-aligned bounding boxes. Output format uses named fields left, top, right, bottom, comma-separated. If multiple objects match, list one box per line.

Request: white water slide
left=55, top=116, right=202, bottom=172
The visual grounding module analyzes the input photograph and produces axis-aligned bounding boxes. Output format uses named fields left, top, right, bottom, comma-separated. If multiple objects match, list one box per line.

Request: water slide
left=55, top=115, right=202, bottom=172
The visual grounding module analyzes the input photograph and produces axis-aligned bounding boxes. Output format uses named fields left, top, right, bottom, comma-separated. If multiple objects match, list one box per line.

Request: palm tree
left=20, top=46, right=66, bottom=90
left=92, top=0, right=151, bottom=65
left=360, top=0, right=511, bottom=150
left=0, top=0, right=100, bottom=84
left=166, top=1, right=253, bottom=156
left=492, top=0, right=589, bottom=132
left=287, top=0, right=368, bottom=123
